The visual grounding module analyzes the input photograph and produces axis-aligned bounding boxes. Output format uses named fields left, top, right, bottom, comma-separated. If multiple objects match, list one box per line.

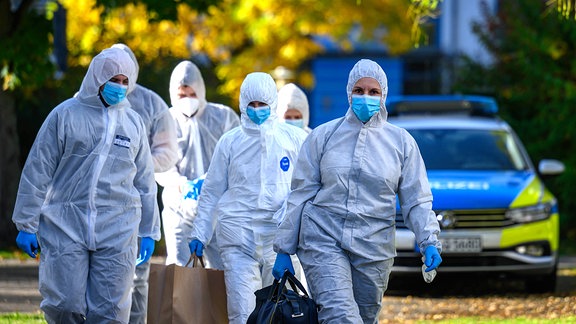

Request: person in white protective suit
left=272, top=59, right=443, bottom=323
left=276, top=82, right=312, bottom=290
left=110, top=43, right=178, bottom=324
left=277, top=82, right=313, bottom=133
left=155, top=60, right=240, bottom=268
left=12, top=47, right=161, bottom=324
left=188, top=72, right=309, bottom=324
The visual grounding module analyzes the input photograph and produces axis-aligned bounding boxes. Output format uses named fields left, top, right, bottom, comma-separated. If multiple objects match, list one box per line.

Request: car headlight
left=505, top=203, right=552, bottom=223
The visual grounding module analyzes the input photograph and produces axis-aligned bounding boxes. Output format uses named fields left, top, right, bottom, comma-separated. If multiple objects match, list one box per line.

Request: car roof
left=385, top=94, right=511, bottom=131
left=388, top=114, right=512, bottom=131
left=387, top=94, right=496, bottom=103
left=386, top=94, right=498, bottom=116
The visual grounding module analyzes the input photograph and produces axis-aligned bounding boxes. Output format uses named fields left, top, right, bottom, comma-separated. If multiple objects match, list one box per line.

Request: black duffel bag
left=247, top=271, right=319, bottom=324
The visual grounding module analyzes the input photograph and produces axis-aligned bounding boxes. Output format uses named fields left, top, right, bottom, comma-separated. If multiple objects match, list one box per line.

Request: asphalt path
left=0, top=256, right=163, bottom=314
left=1, top=256, right=575, bottom=315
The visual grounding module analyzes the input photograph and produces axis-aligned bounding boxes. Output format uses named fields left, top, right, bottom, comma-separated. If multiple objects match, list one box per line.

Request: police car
left=387, top=95, right=565, bottom=293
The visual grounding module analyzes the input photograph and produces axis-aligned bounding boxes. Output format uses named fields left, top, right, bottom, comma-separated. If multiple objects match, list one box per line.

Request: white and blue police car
left=387, top=95, right=565, bottom=293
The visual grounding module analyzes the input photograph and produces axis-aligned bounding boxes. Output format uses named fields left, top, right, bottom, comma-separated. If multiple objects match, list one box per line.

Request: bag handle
left=184, top=253, right=206, bottom=268
left=265, top=271, right=311, bottom=323
left=281, top=271, right=311, bottom=298
left=268, top=270, right=310, bottom=302
left=266, top=278, right=285, bottom=302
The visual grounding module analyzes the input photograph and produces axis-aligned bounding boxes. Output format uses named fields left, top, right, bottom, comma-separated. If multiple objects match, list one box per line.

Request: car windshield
left=409, top=129, right=528, bottom=170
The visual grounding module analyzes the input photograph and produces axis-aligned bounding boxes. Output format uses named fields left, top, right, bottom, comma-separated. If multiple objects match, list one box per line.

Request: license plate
left=440, top=237, right=482, bottom=253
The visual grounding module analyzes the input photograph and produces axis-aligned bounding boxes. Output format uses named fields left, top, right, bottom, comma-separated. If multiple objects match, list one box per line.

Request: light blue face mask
left=246, top=105, right=271, bottom=125
left=285, top=118, right=304, bottom=129
left=101, top=81, right=128, bottom=106
left=351, top=94, right=381, bottom=122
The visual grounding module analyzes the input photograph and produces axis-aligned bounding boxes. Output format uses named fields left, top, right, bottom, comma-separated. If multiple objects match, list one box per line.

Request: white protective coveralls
left=12, top=47, right=161, bottom=324
left=274, top=59, right=442, bottom=323
left=155, top=61, right=240, bottom=267
left=277, top=82, right=313, bottom=133
left=190, top=72, right=308, bottom=324
left=111, top=44, right=178, bottom=324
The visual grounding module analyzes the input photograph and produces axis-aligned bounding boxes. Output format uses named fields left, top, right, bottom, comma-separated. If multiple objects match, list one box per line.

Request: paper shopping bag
left=147, top=255, right=228, bottom=324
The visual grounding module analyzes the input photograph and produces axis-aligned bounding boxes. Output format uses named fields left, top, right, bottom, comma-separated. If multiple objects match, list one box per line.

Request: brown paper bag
left=147, top=255, right=228, bottom=324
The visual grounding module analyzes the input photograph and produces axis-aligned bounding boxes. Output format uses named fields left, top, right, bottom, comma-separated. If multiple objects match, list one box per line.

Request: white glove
left=421, top=256, right=437, bottom=283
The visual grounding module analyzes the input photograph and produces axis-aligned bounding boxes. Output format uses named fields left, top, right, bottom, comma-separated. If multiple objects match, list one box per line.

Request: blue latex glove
left=16, top=231, right=39, bottom=259
left=424, top=245, right=442, bottom=272
left=272, top=253, right=295, bottom=280
left=136, top=237, right=155, bottom=266
left=189, top=239, right=204, bottom=257
left=192, top=175, right=205, bottom=196
left=182, top=175, right=205, bottom=200
left=181, top=180, right=197, bottom=200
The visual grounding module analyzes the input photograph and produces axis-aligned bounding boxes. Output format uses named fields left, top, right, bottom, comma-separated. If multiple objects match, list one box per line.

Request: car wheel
left=525, top=268, right=557, bottom=294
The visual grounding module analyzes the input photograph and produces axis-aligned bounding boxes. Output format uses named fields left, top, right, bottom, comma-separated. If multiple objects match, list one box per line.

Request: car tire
left=524, top=267, right=557, bottom=294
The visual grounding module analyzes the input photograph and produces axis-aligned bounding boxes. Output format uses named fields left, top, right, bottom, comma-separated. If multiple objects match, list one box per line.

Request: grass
left=0, top=313, right=46, bottom=323
left=0, top=250, right=30, bottom=261
left=1, top=314, right=574, bottom=324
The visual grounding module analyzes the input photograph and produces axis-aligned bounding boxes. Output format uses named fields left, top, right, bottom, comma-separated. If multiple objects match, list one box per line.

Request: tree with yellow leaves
left=60, top=0, right=432, bottom=105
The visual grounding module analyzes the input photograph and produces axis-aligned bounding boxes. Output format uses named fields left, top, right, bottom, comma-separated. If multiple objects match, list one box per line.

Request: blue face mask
left=101, top=81, right=128, bottom=106
left=285, top=118, right=304, bottom=129
left=246, top=106, right=271, bottom=125
left=351, top=94, right=381, bottom=122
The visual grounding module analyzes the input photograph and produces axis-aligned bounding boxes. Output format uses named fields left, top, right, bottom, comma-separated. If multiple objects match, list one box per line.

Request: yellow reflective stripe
left=500, top=214, right=559, bottom=251
left=510, top=176, right=555, bottom=207
left=510, top=175, right=539, bottom=207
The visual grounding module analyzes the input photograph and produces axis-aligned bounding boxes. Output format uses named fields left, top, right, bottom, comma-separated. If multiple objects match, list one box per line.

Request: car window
left=409, top=129, right=528, bottom=170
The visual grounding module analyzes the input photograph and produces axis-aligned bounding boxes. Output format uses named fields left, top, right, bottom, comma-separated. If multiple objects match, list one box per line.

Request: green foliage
left=96, top=0, right=220, bottom=20
left=0, top=8, right=53, bottom=92
left=453, top=0, right=576, bottom=240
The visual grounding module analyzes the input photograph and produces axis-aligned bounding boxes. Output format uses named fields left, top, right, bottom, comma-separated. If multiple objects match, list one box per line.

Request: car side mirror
left=538, top=159, right=565, bottom=176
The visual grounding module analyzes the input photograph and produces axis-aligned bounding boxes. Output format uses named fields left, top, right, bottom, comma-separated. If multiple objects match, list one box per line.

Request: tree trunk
left=0, top=89, right=21, bottom=249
